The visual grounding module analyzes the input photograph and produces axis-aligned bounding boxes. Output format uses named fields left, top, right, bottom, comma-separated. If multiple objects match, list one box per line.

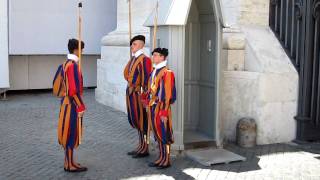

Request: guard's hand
left=128, top=87, right=134, bottom=95
left=160, top=116, right=168, bottom=123
left=140, top=95, right=149, bottom=108
left=78, top=111, right=85, bottom=118
left=142, top=100, right=149, bottom=108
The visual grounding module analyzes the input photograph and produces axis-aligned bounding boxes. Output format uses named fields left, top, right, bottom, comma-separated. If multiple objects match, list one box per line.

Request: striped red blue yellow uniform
left=147, top=66, right=176, bottom=145
left=124, top=53, right=152, bottom=155
left=123, top=54, right=152, bottom=133
left=57, top=60, right=85, bottom=150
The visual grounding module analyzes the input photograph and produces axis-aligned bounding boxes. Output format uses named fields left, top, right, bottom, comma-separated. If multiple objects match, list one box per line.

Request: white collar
left=154, top=60, right=167, bottom=70
left=132, top=49, right=144, bottom=58
left=67, top=54, right=79, bottom=62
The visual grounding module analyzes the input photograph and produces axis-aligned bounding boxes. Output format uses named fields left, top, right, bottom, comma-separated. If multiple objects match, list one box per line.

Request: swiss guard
left=53, top=39, right=87, bottom=172
left=143, top=48, right=176, bottom=169
left=123, top=35, right=153, bottom=158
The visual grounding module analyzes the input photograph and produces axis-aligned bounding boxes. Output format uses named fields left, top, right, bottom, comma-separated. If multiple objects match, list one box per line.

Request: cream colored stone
left=220, top=0, right=241, bottom=27
left=221, top=71, right=260, bottom=142
left=242, top=26, right=297, bottom=74
left=239, top=0, right=269, bottom=26
left=220, top=0, right=269, bottom=27
left=223, top=32, right=246, bottom=50
left=256, top=101, right=297, bottom=144
left=98, top=0, right=300, bottom=146
left=96, top=46, right=150, bottom=112
left=259, top=73, right=299, bottom=103
left=101, top=0, right=156, bottom=46
left=221, top=41, right=298, bottom=144
left=226, top=50, right=245, bottom=71
left=221, top=70, right=298, bottom=144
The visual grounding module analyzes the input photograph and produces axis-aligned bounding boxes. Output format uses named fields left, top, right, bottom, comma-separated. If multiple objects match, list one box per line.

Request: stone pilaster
left=96, top=0, right=157, bottom=112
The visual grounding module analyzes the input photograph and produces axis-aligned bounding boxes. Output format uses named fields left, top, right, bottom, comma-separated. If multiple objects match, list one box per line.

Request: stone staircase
left=220, top=25, right=299, bottom=144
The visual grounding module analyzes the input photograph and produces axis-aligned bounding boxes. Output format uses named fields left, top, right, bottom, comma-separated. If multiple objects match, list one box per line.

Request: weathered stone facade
left=96, top=0, right=298, bottom=146
left=220, top=0, right=298, bottom=144
left=239, top=0, right=270, bottom=26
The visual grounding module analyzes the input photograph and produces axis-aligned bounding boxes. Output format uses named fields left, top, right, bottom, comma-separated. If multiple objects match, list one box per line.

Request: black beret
left=152, top=48, right=169, bottom=57
left=130, top=35, right=145, bottom=46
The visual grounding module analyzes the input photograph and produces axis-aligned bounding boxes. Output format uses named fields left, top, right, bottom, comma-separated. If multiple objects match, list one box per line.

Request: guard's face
left=152, top=52, right=165, bottom=64
left=131, top=40, right=144, bottom=54
left=74, top=48, right=84, bottom=57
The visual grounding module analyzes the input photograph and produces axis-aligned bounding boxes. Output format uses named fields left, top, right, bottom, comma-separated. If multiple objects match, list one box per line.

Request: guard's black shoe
left=148, top=162, right=159, bottom=167
left=127, top=151, right=137, bottom=156
left=132, top=152, right=150, bottom=158
left=157, top=164, right=171, bottom=169
left=76, top=167, right=88, bottom=172
left=64, top=167, right=88, bottom=173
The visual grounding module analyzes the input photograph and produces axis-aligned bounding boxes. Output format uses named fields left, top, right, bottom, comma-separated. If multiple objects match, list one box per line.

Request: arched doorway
left=145, top=0, right=223, bottom=150
left=184, top=0, right=219, bottom=147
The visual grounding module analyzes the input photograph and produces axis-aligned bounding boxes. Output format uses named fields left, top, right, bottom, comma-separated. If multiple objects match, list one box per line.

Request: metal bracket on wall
left=207, top=40, right=212, bottom=52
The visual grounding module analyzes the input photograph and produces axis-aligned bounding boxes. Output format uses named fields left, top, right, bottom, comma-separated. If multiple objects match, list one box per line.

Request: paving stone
left=1, top=90, right=320, bottom=179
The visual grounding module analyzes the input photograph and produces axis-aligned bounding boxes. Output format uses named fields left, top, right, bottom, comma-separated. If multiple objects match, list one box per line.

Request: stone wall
left=219, top=0, right=299, bottom=144
left=96, top=0, right=157, bottom=112
left=220, top=0, right=270, bottom=26
left=239, top=0, right=270, bottom=26
left=221, top=26, right=298, bottom=144
left=97, top=0, right=299, bottom=145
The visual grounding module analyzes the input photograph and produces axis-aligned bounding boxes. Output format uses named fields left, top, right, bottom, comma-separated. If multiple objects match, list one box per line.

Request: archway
left=183, top=0, right=219, bottom=147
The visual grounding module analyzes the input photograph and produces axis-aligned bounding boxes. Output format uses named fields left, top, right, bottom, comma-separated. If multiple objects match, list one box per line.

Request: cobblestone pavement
left=1, top=90, right=320, bottom=180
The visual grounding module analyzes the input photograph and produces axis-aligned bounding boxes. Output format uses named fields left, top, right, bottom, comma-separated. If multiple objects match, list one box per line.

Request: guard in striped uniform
left=56, top=39, right=87, bottom=172
left=144, top=48, right=176, bottom=169
left=124, top=35, right=153, bottom=158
